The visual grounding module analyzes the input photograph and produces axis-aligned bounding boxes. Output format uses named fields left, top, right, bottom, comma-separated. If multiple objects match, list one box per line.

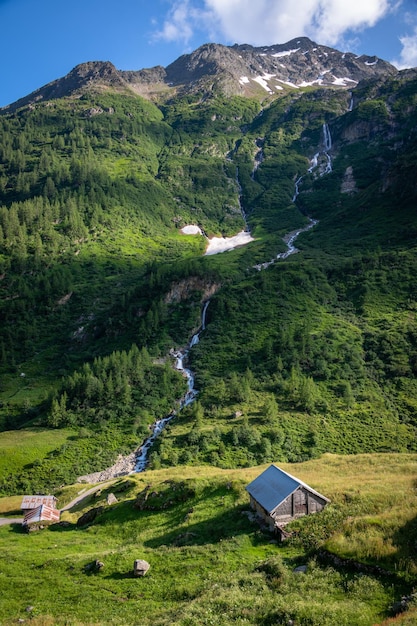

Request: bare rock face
left=133, top=559, right=150, bottom=577
left=163, top=38, right=397, bottom=97
left=340, top=166, right=357, bottom=194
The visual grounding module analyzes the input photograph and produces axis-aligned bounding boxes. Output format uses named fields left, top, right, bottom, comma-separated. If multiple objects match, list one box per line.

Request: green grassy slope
left=1, top=455, right=417, bottom=625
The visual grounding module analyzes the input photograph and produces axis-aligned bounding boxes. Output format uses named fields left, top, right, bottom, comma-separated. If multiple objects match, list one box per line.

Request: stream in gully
left=80, top=124, right=333, bottom=481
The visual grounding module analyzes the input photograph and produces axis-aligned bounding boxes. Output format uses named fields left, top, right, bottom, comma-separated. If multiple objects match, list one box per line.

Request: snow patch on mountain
left=181, top=225, right=203, bottom=235
left=332, top=76, right=358, bottom=86
left=272, top=48, right=300, bottom=58
left=253, top=74, right=275, bottom=92
left=205, top=231, right=254, bottom=255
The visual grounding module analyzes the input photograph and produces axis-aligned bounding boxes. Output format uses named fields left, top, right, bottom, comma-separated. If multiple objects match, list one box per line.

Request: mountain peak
left=1, top=60, right=131, bottom=112
left=1, top=38, right=398, bottom=112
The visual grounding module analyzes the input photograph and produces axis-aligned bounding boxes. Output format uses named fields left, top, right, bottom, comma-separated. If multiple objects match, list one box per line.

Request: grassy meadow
left=0, top=427, right=75, bottom=482
left=1, top=454, right=417, bottom=625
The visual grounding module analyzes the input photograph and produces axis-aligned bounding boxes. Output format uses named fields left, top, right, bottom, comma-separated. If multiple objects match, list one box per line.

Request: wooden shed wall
left=271, top=487, right=327, bottom=523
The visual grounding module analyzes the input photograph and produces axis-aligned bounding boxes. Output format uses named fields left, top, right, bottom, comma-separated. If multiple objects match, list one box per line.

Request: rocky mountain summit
left=163, top=37, right=397, bottom=95
left=2, top=37, right=398, bottom=111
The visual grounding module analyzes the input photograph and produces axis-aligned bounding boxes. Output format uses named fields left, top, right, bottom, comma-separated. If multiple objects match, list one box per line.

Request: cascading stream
left=323, top=123, right=332, bottom=174
left=91, top=125, right=332, bottom=479
left=254, top=123, right=332, bottom=270
left=134, top=301, right=209, bottom=472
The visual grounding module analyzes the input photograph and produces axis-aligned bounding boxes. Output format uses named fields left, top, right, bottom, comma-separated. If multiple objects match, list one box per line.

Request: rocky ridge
left=1, top=37, right=398, bottom=112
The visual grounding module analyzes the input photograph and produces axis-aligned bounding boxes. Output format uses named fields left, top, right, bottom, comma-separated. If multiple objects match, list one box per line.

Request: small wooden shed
left=246, top=464, right=329, bottom=536
left=23, top=504, right=60, bottom=526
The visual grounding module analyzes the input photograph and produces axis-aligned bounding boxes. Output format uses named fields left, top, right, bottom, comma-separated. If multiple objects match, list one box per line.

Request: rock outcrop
left=2, top=37, right=398, bottom=112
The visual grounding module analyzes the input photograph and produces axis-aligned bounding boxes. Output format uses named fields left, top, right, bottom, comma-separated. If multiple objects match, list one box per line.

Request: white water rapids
left=134, top=301, right=209, bottom=472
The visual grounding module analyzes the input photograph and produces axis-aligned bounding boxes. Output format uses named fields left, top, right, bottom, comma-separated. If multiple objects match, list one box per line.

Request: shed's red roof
left=21, top=495, right=57, bottom=510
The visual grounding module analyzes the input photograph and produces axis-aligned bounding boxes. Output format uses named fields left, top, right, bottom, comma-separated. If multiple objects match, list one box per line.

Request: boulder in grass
left=76, top=506, right=104, bottom=527
left=133, top=559, right=150, bottom=577
left=106, top=493, right=118, bottom=505
left=84, top=559, right=104, bottom=574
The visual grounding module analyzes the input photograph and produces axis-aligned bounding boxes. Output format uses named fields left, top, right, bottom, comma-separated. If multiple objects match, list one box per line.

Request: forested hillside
left=1, top=55, right=417, bottom=494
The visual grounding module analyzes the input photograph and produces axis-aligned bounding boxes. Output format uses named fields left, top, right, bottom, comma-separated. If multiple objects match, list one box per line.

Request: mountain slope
left=0, top=39, right=416, bottom=495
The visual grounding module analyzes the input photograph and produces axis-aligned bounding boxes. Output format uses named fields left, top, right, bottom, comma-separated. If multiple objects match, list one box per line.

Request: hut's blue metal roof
left=245, top=464, right=329, bottom=513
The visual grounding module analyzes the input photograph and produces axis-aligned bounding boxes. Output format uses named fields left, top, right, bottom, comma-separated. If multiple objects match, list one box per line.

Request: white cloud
left=154, top=0, right=403, bottom=60
left=204, top=0, right=393, bottom=46
left=153, top=0, right=212, bottom=44
left=153, top=1, right=194, bottom=43
left=392, top=26, right=417, bottom=67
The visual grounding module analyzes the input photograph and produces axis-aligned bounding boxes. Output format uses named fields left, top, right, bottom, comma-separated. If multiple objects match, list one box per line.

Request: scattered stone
left=112, top=479, right=136, bottom=493
left=133, top=559, right=150, bottom=577
left=84, top=559, right=104, bottom=573
left=78, top=451, right=138, bottom=483
left=24, top=523, right=44, bottom=533
left=25, top=606, right=34, bottom=612
left=84, top=107, right=104, bottom=117
left=293, top=565, right=308, bottom=574
left=172, top=532, right=197, bottom=546
left=391, top=598, right=408, bottom=615
left=106, top=492, right=118, bottom=505
left=242, top=510, right=256, bottom=522
left=134, top=485, right=151, bottom=510
left=234, top=411, right=242, bottom=418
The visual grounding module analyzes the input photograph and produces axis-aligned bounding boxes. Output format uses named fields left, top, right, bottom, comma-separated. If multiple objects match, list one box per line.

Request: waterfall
left=204, top=163, right=254, bottom=255
left=134, top=302, right=209, bottom=472
left=255, top=123, right=335, bottom=271
left=323, top=123, right=332, bottom=151
left=292, top=176, right=303, bottom=202
left=251, top=138, right=264, bottom=180
left=201, top=300, right=209, bottom=330
left=308, top=153, right=319, bottom=173
left=323, top=124, right=332, bottom=174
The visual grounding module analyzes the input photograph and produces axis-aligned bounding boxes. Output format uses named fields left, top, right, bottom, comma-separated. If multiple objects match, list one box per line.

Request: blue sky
left=1, top=0, right=416, bottom=108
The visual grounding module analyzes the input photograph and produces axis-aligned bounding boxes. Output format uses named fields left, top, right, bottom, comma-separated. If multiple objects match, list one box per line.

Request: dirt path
left=0, top=517, right=23, bottom=526
left=0, top=480, right=117, bottom=526
left=60, top=481, right=115, bottom=511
